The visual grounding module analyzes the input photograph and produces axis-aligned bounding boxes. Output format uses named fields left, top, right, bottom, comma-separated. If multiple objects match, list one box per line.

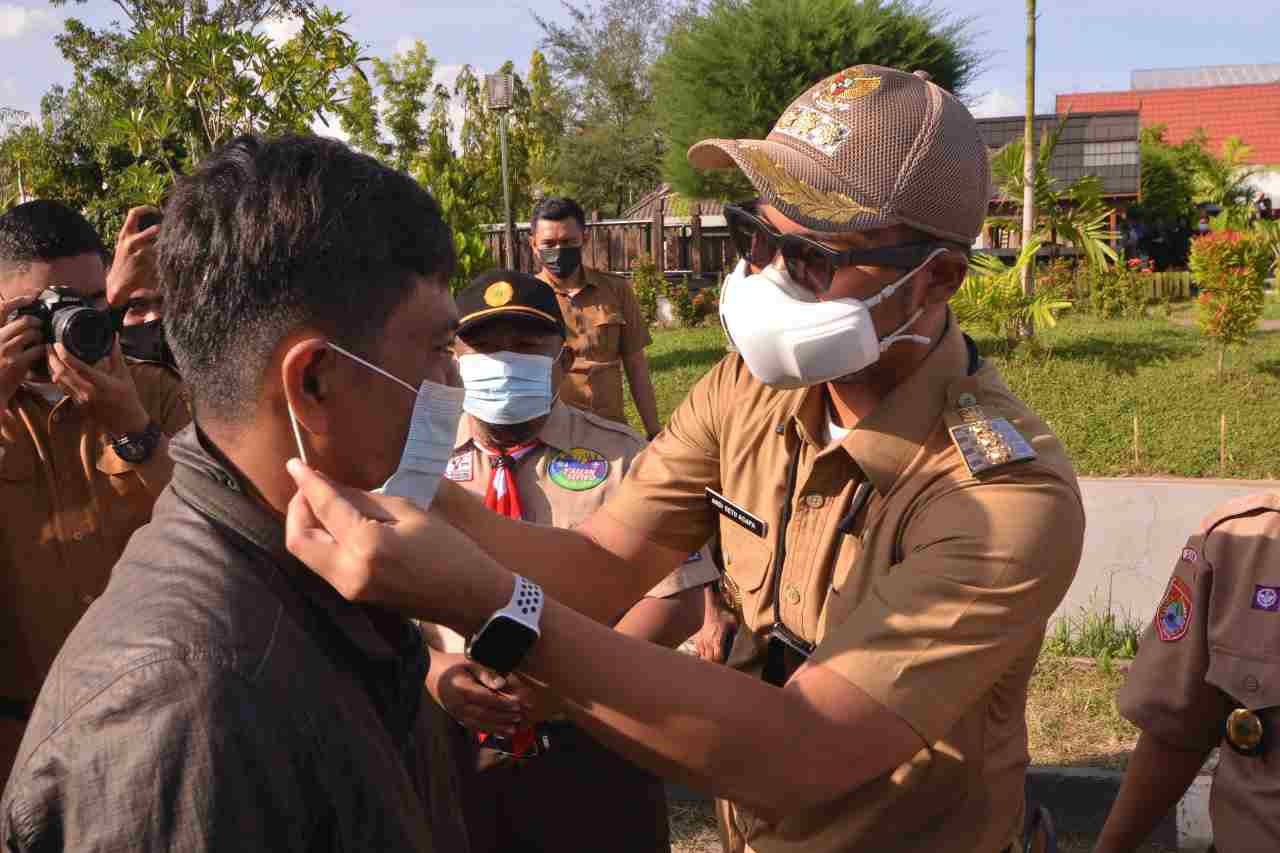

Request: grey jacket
left=2, top=426, right=468, bottom=853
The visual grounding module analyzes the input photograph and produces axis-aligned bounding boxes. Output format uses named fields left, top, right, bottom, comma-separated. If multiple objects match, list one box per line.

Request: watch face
left=468, top=615, right=539, bottom=675
left=113, top=439, right=148, bottom=464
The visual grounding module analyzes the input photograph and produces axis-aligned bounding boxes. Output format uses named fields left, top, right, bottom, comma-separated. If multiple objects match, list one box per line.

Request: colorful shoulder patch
left=548, top=448, right=610, bottom=491
left=1155, top=575, right=1194, bottom=642
left=445, top=450, right=473, bottom=482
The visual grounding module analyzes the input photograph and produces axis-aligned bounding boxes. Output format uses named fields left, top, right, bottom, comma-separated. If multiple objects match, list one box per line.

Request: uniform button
left=804, top=493, right=825, bottom=509
left=51, top=411, right=63, bottom=424
left=724, top=553, right=732, bottom=566
left=1244, top=675, right=1260, bottom=693
left=957, top=393, right=977, bottom=407
left=785, top=585, right=801, bottom=605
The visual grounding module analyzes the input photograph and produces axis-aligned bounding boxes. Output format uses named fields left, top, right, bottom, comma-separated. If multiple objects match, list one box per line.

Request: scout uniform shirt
left=537, top=266, right=652, bottom=425
left=428, top=400, right=718, bottom=656
left=599, top=316, right=1085, bottom=853
left=1119, top=495, right=1280, bottom=852
left=0, top=361, right=190, bottom=780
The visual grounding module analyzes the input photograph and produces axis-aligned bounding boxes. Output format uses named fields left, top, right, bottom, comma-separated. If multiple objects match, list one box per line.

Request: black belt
left=0, top=697, right=33, bottom=722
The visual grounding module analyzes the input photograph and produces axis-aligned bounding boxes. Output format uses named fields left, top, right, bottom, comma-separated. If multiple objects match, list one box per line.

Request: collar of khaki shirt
left=537, top=265, right=597, bottom=296
left=453, top=399, right=577, bottom=455
left=783, top=313, right=970, bottom=496
left=168, top=425, right=420, bottom=665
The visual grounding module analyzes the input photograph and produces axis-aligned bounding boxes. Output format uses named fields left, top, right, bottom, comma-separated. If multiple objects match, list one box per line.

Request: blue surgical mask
left=458, top=351, right=556, bottom=426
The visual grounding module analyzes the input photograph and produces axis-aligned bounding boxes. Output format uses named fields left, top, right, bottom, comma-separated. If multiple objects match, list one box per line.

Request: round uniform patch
left=484, top=281, right=514, bottom=307
left=1156, top=575, right=1194, bottom=642
left=548, top=448, right=609, bottom=491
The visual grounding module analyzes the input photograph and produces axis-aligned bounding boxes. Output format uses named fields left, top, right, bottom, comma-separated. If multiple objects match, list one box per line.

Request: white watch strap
left=496, top=575, right=543, bottom=636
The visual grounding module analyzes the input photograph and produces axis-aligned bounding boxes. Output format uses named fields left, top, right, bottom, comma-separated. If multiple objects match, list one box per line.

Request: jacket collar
left=167, top=425, right=417, bottom=664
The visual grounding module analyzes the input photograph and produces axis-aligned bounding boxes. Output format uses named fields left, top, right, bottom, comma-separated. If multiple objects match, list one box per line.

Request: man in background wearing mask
left=1, top=135, right=467, bottom=851
left=107, top=205, right=178, bottom=370
left=530, top=197, right=662, bottom=439
left=424, top=270, right=716, bottom=853
left=284, top=66, right=1084, bottom=853
left=0, top=200, right=189, bottom=783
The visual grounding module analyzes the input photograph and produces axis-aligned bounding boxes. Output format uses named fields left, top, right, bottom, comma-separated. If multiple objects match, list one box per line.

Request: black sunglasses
left=724, top=203, right=955, bottom=294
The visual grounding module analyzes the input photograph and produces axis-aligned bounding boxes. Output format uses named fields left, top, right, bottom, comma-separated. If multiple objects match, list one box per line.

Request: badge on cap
left=484, top=281, right=514, bottom=307
left=813, top=68, right=881, bottom=110
left=1253, top=585, right=1280, bottom=612
left=548, top=448, right=609, bottom=491
left=1155, top=575, right=1193, bottom=642
left=1225, top=707, right=1266, bottom=756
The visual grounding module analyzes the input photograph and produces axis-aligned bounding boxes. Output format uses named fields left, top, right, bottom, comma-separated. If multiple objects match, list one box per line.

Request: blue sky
left=1, top=1, right=1277, bottom=124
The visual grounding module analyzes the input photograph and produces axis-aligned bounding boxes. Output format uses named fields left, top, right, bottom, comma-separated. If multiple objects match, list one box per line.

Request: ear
left=922, top=250, right=969, bottom=306
left=280, top=338, right=335, bottom=440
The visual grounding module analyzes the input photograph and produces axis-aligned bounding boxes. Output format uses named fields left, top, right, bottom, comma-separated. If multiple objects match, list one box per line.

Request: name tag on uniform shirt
left=705, top=487, right=767, bottom=538
left=446, top=451, right=473, bottom=482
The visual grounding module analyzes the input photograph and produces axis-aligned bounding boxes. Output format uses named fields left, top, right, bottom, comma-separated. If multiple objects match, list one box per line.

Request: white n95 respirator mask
left=717, top=253, right=945, bottom=389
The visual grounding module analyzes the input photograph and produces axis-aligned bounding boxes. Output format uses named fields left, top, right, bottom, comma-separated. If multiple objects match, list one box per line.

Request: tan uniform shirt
left=600, top=317, right=1084, bottom=853
left=537, top=266, right=652, bottom=425
left=1, top=361, right=190, bottom=779
left=429, top=401, right=717, bottom=655
left=1119, top=494, right=1280, bottom=852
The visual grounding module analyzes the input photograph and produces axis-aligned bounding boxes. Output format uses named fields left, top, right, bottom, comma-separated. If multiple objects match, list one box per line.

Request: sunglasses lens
left=782, top=241, right=834, bottom=293
left=728, top=208, right=780, bottom=269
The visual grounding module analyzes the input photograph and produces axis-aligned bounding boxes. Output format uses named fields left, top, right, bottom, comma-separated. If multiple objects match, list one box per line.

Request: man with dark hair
left=529, top=196, right=662, bottom=438
left=0, top=199, right=189, bottom=783
left=1, top=135, right=468, bottom=852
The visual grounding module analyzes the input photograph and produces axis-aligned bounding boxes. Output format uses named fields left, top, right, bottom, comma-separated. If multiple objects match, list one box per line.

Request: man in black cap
left=422, top=270, right=716, bottom=853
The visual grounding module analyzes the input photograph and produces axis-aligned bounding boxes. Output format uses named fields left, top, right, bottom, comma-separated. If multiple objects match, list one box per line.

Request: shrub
left=1190, top=230, right=1271, bottom=377
left=664, top=275, right=699, bottom=328
left=1089, top=254, right=1147, bottom=319
left=630, top=254, right=662, bottom=326
left=952, top=241, right=1072, bottom=350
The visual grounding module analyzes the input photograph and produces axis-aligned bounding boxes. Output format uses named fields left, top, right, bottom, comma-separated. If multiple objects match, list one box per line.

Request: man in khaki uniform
left=1095, top=495, right=1280, bottom=853
left=0, top=200, right=189, bottom=782
left=425, top=270, right=715, bottom=852
left=530, top=197, right=662, bottom=437
left=282, top=66, right=1085, bottom=853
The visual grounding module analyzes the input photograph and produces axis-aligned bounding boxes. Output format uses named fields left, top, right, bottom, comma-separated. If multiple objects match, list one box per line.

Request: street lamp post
left=485, top=73, right=517, bottom=269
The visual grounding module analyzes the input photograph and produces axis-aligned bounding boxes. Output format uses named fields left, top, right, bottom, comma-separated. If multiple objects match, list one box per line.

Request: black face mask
left=538, top=246, right=582, bottom=280
left=119, top=319, right=176, bottom=368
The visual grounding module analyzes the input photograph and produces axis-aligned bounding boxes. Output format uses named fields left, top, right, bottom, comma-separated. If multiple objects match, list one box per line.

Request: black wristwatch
left=111, top=421, right=163, bottom=465
left=465, top=575, right=544, bottom=675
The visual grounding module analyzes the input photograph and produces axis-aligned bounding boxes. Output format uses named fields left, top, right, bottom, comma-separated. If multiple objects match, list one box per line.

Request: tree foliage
left=1190, top=230, right=1271, bottom=377
left=952, top=241, right=1072, bottom=351
left=654, top=0, right=983, bottom=201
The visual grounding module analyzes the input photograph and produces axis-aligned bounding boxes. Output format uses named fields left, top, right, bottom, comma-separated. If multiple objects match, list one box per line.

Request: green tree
left=535, top=0, right=693, bottom=215
left=1192, top=134, right=1262, bottom=210
left=1190, top=230, right=1271, bottom=378
left=337, top=69, right=387, bottom=160
left=654, top=0, right=983, bottom=201
left=371, top=40, right=436, bottom=172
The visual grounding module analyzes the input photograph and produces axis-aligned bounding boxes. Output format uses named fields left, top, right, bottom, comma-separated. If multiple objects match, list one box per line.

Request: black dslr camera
left=8, top=287, right=117, bottom=365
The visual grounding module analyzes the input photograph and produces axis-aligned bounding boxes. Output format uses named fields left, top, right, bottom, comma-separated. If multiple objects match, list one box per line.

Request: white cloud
left=394, top=35, right=419, bottom=57
left=0, top=3, right=54, bottom=40
left=262, top=14, right=303, bottom=47
left=970, top=88, right=1022, bottom=119
left=1, top=76, right=16, bottom=98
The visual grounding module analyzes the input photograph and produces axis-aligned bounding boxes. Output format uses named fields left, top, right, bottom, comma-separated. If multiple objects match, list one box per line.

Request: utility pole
left=1021, top=0, right=1037, bottom=303
left=485, top=73, right=517, bottom=268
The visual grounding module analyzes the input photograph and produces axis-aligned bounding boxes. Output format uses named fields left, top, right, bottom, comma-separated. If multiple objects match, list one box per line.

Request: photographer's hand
left=50, top=340, right=150, bottom=436
left=107, top=206, right=161, bottom=308
left=0, top=296, right=45, bottom=411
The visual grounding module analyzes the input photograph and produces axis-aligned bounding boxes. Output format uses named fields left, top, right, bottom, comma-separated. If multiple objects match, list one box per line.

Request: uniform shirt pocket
left=583, top=306, right=625, bottom=362
left=721, top=527, right=772, bottom=598
left=1206, top=647, right=1280, bottom=712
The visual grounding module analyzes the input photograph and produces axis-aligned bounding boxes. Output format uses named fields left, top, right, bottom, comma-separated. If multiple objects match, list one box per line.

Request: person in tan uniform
left=530, top=197, right=662, bottom=438
left=282, top=66, right=1084, bottom=853
left=0, top=200, right=189, bottom=782
left=1095, top=495, right=1280, bottom=853
left=424, top=269, right=715, bottom=853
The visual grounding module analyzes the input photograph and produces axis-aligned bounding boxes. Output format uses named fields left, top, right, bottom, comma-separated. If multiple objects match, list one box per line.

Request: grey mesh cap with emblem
left=689, top=65, right=990, bottom=245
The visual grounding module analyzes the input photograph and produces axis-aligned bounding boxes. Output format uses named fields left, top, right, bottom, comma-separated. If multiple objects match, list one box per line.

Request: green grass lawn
left=626, top=314, right=1280, bottom=479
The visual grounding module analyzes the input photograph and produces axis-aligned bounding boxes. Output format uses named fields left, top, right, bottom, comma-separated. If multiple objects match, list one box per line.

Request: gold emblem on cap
left=824, top=70, right=881, bottom=101
left=484, top=281, right=514, bottom=307
left=1226, top=708, right=1265, bottom=754
left=739, top=147, right=878, bottom=225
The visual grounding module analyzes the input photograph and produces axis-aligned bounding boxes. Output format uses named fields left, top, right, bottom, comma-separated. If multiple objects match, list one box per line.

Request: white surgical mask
left=286, top=342, right=464, bottom=509
left=718, top=252, right=944, bottom=389
left=458, top=351, right=556, bottom=426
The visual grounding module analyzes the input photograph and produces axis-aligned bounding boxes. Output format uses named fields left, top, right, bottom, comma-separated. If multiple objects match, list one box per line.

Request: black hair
left=0, top=200, right=107, bottom=277
left=157, top=133, right=455, bottom=422
left=530, top=196, right=586, bottom=233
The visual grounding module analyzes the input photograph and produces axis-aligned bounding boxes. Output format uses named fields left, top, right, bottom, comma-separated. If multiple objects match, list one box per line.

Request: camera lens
left=53, top=307, right=116, bottom=364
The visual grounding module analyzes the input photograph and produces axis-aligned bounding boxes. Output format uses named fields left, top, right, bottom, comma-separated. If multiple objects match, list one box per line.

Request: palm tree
left=989, top=115, right=1119, bottom=272
left=1193, top=135, right=1262, bottom=209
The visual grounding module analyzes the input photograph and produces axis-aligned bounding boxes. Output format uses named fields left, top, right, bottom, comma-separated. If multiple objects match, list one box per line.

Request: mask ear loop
left=860, top=248, right=949, bottom=351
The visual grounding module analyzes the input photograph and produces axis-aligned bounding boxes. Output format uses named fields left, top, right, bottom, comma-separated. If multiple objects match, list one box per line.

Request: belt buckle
left=768, top=623, right=814, bottom=659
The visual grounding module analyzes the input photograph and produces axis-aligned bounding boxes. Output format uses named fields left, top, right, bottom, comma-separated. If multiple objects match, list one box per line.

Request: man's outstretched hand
left=284, top=459, right=513, bottom=632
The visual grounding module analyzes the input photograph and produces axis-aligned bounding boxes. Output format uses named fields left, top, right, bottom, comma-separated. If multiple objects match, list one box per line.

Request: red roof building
left=1057, top=65, right=1280, bottom=165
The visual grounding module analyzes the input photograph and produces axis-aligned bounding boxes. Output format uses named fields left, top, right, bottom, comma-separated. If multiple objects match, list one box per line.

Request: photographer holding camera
left=0, top=200, right=189, bottom=782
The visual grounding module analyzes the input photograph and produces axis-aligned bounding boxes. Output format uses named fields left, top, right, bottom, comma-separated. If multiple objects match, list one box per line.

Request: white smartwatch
left=465, top=575, right=543, bottom=675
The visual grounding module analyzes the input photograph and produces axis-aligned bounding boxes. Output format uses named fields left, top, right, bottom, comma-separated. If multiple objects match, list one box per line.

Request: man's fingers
left=285, top=458, right=397, bottom=532
left=284, top=489, right=346, bottom=585
left=0, top=315, right=40, bottom=344
left=121, top=205, right=161, bottom=238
